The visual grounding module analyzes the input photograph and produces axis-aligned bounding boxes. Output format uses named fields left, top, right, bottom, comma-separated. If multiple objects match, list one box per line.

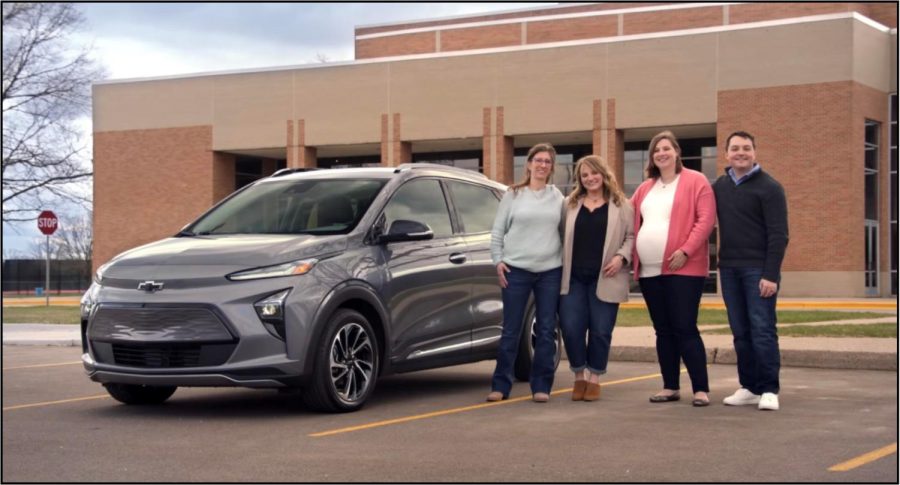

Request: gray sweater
left=490, top=186, right=564, bottom=273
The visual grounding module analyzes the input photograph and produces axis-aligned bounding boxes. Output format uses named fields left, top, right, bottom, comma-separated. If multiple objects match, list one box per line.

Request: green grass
left=616, top=308, right=890, bottom=327
left=2, top=305, right=893, bottom=337
left=2, top=306, right=81, bottom=325
left=704, top=323, right=897, bottom=338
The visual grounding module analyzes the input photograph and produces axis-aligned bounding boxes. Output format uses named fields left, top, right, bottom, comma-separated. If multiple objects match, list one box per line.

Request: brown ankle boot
left=572, top=380, right=587, bottom=401
left=584, top=382, right=601, bottom=401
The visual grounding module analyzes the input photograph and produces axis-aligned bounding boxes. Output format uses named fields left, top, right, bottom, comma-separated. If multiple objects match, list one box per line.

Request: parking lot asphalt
left=2, top=345, right=897, bottom=483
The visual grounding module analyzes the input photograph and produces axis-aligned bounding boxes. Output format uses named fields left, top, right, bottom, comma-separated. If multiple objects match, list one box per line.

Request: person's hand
left=602, top=255, right=624, bottom=278
left=496, top=262, right=511, bottom=288
left=667, top=249, right=687, bottom=271
left=759, top=278, right=778, bottom=298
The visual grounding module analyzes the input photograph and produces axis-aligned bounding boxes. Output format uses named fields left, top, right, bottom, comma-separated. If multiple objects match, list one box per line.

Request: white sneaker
left=723, top=388, right=761, bottom=406
left=758, top=392, right=779, bottom=411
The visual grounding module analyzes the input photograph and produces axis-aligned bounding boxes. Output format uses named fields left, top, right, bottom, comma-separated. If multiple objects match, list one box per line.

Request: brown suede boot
left=584, top=382, right=601, bottom=401
left=572, top=380, right=587, bottom=401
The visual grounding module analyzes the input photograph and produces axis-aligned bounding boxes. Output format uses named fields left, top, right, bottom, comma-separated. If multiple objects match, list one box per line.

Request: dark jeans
left=720, top=266, right=780, bottom=394
left=491, top=266, right=561, bottom=396
left=559, top=268, right=619, bottom=375
left=639, top=275, right=709, bottom=393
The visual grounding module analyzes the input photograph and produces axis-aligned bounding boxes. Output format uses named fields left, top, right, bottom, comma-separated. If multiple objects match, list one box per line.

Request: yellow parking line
left=309, top=371, right=665, bottom=438
left=3, top=361, right=82, bottom=371
left=828, top=443, right=897, bottom=472
left=2, top=394, right=109, bottom=412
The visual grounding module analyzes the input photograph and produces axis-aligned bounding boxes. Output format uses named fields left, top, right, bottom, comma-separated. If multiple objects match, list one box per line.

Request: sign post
left=37, top=210, right=58, bottom=307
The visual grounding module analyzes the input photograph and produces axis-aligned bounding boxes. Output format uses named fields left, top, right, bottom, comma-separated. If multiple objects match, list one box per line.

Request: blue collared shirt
left=727, top=163, right=761, bottom=186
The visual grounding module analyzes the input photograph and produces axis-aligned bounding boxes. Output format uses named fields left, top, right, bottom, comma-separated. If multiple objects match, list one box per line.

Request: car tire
left=514, top=304, right=562, bottom=382
left=103, top=383, right=177, bottom=405
left=302, top=309, right=379, bottom=413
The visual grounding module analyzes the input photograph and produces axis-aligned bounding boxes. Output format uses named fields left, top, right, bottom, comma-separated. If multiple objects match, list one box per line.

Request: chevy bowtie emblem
left=137, top=281, right=165, bottom=292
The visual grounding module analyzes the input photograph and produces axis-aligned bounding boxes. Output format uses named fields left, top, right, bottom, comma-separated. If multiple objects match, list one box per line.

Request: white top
left=635, top=176, right=680, bottom=278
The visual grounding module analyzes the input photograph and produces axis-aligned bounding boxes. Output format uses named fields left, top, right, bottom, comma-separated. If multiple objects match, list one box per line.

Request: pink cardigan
left=630, top=168, right=716, bottom=279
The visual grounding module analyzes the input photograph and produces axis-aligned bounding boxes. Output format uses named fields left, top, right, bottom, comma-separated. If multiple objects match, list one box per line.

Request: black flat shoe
left=692, top=398, right=710, bottom=407
left=649, top=393, right=680, bottom=403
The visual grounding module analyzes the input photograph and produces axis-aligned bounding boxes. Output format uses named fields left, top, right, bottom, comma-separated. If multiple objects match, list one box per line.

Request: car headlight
left=94, top=261, right=113, bottom=283
left=226, top=259, right=317, bottom=281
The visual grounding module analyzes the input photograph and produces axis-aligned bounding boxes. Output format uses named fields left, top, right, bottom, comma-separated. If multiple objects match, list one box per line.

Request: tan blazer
left=560, top=196, right=635, bottom=303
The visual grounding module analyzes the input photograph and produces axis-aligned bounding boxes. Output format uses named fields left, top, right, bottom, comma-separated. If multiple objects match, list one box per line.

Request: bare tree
left=2, top=3, right=105, bottom=222
left=24, top=212, right=92, bottom=260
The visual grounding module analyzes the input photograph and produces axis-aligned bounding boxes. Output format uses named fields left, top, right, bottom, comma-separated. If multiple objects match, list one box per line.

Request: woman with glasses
left=488, top=142, right=564, bottom=403
left=630, top=130, right=716, bottom=407
left=558, top=155, right=634, bottom=401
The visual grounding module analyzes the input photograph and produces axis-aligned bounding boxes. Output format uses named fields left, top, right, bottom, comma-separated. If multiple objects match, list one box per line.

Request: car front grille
left=112, top=343, right=202, bottom=367
left=92, top=342, right=237, bottom=368
left=88, top=306, right=234, bottom=343
left=88, top=305, right=238, bottom=368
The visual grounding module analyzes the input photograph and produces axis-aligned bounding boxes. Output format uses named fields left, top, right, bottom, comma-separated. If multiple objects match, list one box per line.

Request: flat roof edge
left=94, top=11, right=888, bottom=87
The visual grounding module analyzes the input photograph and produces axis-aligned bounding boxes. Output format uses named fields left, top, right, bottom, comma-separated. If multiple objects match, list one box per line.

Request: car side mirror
left=377, top=219, right=434, bottom=244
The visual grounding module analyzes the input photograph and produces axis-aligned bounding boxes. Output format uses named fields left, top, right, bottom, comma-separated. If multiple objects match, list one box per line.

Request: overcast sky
left=3, top=2, right=555, bottom=257
left=80, top=3, right=555, bottom=80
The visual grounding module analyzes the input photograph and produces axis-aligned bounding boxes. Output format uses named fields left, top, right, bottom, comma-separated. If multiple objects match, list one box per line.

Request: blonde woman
left=487, top=143, right=564, bottom=403
left=559, top=155, right=634, bottom=401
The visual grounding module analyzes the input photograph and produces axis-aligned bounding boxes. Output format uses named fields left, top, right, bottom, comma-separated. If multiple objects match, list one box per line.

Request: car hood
left=99, top=234, right=348, bottom=286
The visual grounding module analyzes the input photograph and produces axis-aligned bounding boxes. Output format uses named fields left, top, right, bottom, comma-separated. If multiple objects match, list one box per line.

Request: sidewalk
left=3, top=297, right=896, bottom=370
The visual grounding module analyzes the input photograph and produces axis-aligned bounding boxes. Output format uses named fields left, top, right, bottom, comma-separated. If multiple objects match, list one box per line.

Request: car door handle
left=449, top=253, right=467, bottom=264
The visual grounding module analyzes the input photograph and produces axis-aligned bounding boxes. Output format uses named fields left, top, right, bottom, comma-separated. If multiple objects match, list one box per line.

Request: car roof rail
left=271, top=167, right=322, bottom=177
left=394, top=163, right=487, bottom=179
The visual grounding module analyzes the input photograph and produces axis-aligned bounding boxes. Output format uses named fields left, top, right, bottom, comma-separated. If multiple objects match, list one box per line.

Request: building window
left=625, top=137, right=719, bottom=293
left=413, top=150, right=482, bottom=172
left=889, top=94, right=897, bottom=295
left=317, top=155, right=381, bottom=169
left=235, top=157, right=263, bottom=190
left=514, top=144, right=589, bottom=195
left=864, top=119, right=880, bottom=295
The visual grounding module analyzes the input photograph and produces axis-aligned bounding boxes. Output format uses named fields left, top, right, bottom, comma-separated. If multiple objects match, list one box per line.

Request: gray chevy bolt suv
left=81, top=164, right=560, bottom=412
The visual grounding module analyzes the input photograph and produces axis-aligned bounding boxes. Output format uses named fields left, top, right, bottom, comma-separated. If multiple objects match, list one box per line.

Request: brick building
left=92, top=2, right=898, bottom=297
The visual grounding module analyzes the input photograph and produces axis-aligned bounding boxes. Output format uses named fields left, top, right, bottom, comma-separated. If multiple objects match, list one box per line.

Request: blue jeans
left=559, top=268, right=619, bottom=375
left=491, top=266, right=561, bottom=396
left=639, top=275, right=709, bottom=393
left=720, top=266, right=780, bottom=394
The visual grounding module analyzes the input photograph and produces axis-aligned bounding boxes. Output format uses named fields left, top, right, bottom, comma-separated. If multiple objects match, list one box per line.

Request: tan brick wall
left=527, top=15, right=618, bottom=44
left=440, top=24, right=521, bottom=52
left=355, top=31, right=435, bottom=59
left=93, top=126, right=220, bottom=271
left=623, top=6, right=723, bottom=35
left=717, top=81, right=890, bottom=296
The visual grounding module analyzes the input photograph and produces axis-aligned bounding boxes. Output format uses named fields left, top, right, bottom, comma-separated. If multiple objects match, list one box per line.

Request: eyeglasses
left=531, top=158, right=553, bottom=165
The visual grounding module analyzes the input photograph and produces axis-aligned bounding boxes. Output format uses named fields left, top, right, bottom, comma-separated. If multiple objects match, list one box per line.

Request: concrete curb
left=610, top=345, right=897, bottom=371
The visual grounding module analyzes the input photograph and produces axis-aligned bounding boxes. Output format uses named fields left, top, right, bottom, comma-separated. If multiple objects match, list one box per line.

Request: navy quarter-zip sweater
left=712, top=168, right=789, bottom=282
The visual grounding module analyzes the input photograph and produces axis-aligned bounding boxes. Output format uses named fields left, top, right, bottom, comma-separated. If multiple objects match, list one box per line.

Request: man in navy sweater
left=713, top=131, right=789, bottom=411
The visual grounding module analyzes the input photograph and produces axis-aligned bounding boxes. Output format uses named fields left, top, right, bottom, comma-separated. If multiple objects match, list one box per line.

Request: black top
left=572, top=203, right=608, bottom=272
left=712, top=168, right=789, bottom=282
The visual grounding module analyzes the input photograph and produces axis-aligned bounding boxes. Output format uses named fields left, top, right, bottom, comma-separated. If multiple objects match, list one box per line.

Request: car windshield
left=187, top=178, right=386, bottom=235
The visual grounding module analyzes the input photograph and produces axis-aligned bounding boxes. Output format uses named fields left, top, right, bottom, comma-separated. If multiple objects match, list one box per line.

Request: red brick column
left=287, top=119, right=317, bottom=169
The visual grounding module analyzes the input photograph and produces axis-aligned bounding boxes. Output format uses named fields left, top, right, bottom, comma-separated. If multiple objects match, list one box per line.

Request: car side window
left=383, top=179, right=453, bottom=238
left=448, top=181, right=500, bottom=234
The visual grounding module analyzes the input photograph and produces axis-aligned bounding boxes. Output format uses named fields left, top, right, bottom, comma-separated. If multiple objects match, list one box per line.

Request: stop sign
left=37, top=210, right=58, bottom=235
